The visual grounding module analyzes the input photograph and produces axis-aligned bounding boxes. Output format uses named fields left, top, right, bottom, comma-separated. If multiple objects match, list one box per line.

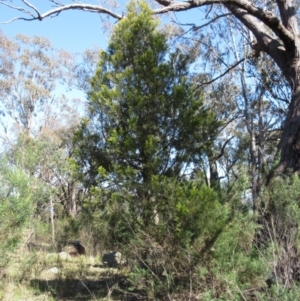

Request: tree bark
left=50, top=197, right=55, bottom=247
left=277, top=53, right=300, bottom=173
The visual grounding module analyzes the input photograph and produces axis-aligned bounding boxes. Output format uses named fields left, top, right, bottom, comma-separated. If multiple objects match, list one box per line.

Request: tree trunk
left=50, top=197, right=56, bottom=247
left=277, top=58, right=300, bottom=173
left=209, top=160, right=219, bottom=188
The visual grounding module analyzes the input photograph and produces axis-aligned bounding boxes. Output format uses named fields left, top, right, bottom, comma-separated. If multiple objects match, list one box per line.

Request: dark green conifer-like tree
left=75, top=6, right=228, bottom=296
left=76, top=0, right=220, bottom=232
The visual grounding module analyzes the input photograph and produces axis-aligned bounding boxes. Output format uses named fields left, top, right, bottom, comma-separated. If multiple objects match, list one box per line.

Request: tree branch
left=153, top=0, right=294, bottom=45
left=196, top=58, right=245, bottom=87
left=226, top=5, right=288, bottom=76
left=171, top=12, right=232, bottom=37
left=0, top=0, right=296, bottom=50
left=213, top=136, right=235, bottom=161
left=276, top=0, right=299, bottom=35
left=192, top=13, right=233, bottom=31
left=0, top=1, right=122, bottom=23
left=0, top=0, right=36, bottom=19
left=49, top=0, right=64, bottom=5
left=155, top=0, right=174, bottom=6
left=22, top=0, right=40, bottom=17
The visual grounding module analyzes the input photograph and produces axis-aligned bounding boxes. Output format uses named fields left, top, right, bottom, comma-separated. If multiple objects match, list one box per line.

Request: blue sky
left=0, top=1, right=110, bottom=53
left=0, top=1, right=202, bottom=53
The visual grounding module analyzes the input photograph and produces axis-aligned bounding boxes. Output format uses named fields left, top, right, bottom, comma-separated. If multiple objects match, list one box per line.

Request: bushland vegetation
left=0, top=1, right=300, bottom=300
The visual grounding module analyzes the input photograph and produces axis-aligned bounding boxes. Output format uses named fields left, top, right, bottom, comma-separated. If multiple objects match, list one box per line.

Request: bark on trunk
left=209, top=160, right=219, bottom=188
left=277, top=55, right=300, bottom=173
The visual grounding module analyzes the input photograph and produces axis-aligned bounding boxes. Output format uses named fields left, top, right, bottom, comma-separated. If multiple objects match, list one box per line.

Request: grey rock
left=58, top=251, right=71, bottom=260
left=48, top=267, right=60, bottom=273
left=102, top=251, right=122, bottom=267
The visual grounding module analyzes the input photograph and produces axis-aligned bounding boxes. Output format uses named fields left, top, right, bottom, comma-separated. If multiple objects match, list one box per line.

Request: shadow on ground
left=30, top=276, right=146, bottom=301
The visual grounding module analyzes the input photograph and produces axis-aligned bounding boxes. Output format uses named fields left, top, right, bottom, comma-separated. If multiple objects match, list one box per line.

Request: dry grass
left=1, top=250, right=128, bottom=301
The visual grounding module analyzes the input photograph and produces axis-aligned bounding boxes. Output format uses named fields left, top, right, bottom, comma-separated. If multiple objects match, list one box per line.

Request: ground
left=1, top=252, right=141, bottom=301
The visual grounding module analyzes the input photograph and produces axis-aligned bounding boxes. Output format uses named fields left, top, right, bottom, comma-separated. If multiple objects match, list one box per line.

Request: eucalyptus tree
left=0, top=32, right=82, bottom=148
left=201, top=16, right=289, bottom=205
left=0, top=32, right=88, bottom=232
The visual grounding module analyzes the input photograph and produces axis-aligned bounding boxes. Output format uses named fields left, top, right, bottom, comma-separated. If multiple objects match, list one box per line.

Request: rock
left=63, top=241, right=86, bottom=257
left=58, top=251, right=71, bottom=260
left=102, top=251, right=122, bottom=267
left=48, top=267, right=60, bottom=273
left=39, top=267, right=60, bottom=280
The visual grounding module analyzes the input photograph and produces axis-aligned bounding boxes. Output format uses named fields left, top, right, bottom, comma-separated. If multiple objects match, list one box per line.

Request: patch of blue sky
left=0, top=1, right=109, bottom=52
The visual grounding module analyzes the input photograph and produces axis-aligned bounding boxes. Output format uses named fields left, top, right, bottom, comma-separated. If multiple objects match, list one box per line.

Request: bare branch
left=180, top=35, right=231, bottom=68
left=49, top=0, right=64, bottom=5
left=171, top=13, right=232, bottom=37
left=22, top=0, right=40, bottom=16
left=226, top=5, right=290, bottom=53
left=196, top=58, right=245, bottom=87
left=276, top=0, right=299, bottom=35
left=192, top=13, right=232, bottom=31
left=213, top=136, right=235, bottom=161
left=3, top=17, right=30, bottom=24
left=0, top=1, right=122, bottom=23
left=0, top=0, right=295, bottom=49
left=0, top=1, right=36, bottom=18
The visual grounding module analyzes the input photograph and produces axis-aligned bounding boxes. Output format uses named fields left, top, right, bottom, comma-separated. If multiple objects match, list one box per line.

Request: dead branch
left=196, top=58, right=245, bottom=87
left=0, top=1, right=122, bottom=23
left=213, top=136, right=235, bottom=161
left=171, top=13, right=232, bottom=37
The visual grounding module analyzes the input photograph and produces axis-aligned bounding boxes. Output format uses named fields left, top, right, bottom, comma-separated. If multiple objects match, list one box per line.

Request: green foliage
left=198, top=174, right=300, bottom=300
left=72, top=3, right=223, bottom=298
left=0, top=158, right=34, bottom=268
left=263, top=174, right=300, bottom=226
left=146, top=176, right=225, bottom=248
left=54, top=217, right=82, bottom=246
left=257, top=175, right=300, bottom=286
left=0, top=2, right=299, bottom=301
left=75, top=0, right=222, bottom=248
left=256, top=284, right=300, bottom=301
left=208, top=213, right=266, bottom=299
left=76, top=0, right=220, bottom=189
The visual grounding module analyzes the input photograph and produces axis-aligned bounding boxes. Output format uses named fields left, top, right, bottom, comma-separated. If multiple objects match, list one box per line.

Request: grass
left=1, top=250, right=131, bottom=301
